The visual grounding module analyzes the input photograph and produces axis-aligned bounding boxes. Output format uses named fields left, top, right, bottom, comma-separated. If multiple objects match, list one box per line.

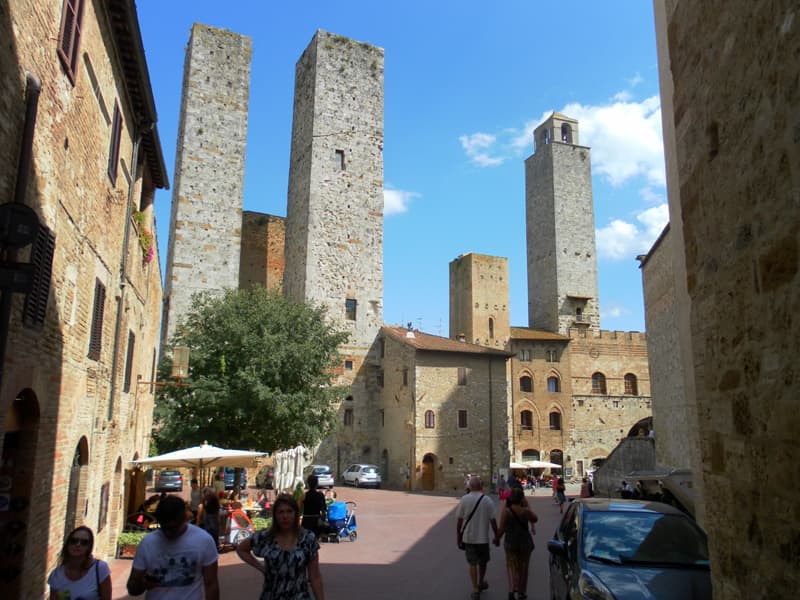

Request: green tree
left=154, top=288, right=349, bottom=453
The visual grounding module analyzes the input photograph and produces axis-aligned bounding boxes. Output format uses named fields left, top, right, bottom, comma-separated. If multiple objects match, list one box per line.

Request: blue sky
left=137, top=1, right=667, bottom=335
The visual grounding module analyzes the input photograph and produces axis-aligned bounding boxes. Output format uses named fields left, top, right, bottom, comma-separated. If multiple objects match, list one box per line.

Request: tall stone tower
left=284, top=30, right=384, bottom=471
left=161, top=24, right=252, bottom=345
left=284, top=30, right=384, bottom=360
left=525, top=113, right=599, bottom=334
left=449, top=253, right=510, bottom=348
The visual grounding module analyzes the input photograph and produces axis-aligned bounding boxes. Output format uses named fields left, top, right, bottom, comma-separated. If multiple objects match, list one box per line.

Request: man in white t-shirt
left=456, top=476, right=498, bottom=600
left=127, top=495, right=219, bottom=599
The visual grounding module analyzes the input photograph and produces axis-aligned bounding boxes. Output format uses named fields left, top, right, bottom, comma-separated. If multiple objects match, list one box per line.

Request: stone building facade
left=379, top=326, right=511, bottom=491
left=239, top=211, right=285, bottom=291
left=161, top=23, right=251, bottom=346
left=0, top=0, right=168, bottom=596
left=649, top=1, right=799, bottom=596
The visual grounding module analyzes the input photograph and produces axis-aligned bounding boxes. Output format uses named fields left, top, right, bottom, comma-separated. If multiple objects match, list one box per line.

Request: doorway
left=421, top=453, right=436, bottom=490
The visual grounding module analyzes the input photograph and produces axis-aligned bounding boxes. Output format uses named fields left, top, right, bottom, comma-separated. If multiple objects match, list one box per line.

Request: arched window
left=542, top=129, right=550, bottom=145
left=519, top=375, right=532, bottom=393
left=547, top=376, right=560, bottom=393
left=592, top=372, right=607, bottom=394
left=520, top=410, right=533, bottom=430
left=424, top=410, right=435, bottom=429
left=488, top=318, right=494, bottom=339
left=549, top=411, right=562, bottom=431
left=521, top=449, right=540, bottom=461
left=624, top=373, right=638, bottom=395
left=561, top=123, right=573, bottom=143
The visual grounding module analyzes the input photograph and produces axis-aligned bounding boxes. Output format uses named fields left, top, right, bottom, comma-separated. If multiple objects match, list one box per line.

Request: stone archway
left=421, top=453, right=436, bottom=491
left=0, top=389, right=40, bottom=598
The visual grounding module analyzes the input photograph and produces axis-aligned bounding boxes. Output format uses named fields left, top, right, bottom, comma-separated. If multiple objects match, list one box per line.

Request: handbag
left=458, top=494, right=485, bottom=550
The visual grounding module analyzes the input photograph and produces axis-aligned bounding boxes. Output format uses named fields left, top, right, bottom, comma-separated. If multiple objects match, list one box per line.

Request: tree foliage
left=154, top=288, right=349, bottom=453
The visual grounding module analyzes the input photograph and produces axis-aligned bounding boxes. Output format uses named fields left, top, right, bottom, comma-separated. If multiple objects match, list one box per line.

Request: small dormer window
left=488, top=318, right=494, bottom=339
left=576, top=307, right=583, bottom=322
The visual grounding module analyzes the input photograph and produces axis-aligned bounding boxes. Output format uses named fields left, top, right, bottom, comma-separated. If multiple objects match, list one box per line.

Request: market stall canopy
left=509, top=462, right=530, bottom=469
left=523, top=460, right=563, bottom=469
left=130, top=442, right=267, bottom=469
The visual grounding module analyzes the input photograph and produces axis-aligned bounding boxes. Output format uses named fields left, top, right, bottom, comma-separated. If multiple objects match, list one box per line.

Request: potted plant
left=117, top=531, right=147, bottom=558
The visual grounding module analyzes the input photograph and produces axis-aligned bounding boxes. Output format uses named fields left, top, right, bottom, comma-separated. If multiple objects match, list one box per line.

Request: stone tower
left=525, top=113, right=599, bottom=334
left=284, top=30, right=384, bottom=471
left=284, top=30, right=384, bottom=358
left=449, top=253, right=510, bottom=348
left=161, top=24, right=252, bottom=345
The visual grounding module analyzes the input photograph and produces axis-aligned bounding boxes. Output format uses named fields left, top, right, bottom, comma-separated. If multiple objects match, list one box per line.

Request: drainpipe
left=0, top=73, right=41, bottom=391
left=107, top=121, right=152, bottom=421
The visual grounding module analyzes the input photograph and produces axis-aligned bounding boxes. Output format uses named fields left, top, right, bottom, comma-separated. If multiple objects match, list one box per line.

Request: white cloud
left=383, top=187, right=420, bottom=216
left=459, top=132, right=505, bottom=167
left=596, top=202, right=669, bottom=261
left=627, top=72, right=644, bottom=87
left=601, top=305, right=625, bottom=319
left=471, top=94, right=666, bottom=188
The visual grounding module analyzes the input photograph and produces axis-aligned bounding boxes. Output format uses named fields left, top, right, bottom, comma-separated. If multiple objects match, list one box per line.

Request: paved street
left=109, top=484, right=576, bottom=599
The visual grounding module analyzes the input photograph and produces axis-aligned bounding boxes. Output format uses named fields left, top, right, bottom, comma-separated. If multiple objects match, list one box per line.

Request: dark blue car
left=223, top=467, right=247, bottom=490
left=548, top=498, right=711, bottom=600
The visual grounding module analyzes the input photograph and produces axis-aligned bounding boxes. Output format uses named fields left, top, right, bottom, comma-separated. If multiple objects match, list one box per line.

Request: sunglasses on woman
left=69, top=537, right=91, bottom=547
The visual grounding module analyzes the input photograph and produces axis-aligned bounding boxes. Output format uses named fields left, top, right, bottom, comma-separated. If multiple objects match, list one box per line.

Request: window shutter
left=22, top=226, right=56, bottom=328
left=88, top=280, right=105, bottom=360
left=57, top=0, right=85, bottom=84
left=107, top=102, right=122, bottom=185
left=123, top=331, right=135, bottom=392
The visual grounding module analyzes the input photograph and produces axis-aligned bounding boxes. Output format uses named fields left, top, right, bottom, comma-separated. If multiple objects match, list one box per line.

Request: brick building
left=0, top=0, right=167, bottom=596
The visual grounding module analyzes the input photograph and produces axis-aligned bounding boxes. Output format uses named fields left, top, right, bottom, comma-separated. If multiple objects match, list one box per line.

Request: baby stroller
left=223, top=508, right=255, bottom=547
left=320, top=501, right=357, bottom=543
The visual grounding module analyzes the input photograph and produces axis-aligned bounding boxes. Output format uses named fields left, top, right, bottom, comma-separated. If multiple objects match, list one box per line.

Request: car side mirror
left=547, top=539, right=567, bottom=557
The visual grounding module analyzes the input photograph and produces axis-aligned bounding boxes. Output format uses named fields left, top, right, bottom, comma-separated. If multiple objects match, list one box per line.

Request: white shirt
left=456, top=492, right=496, bottom=544
left=48, top=559, right=110, bottom=599
left=132, top=524, right=217, bottom=599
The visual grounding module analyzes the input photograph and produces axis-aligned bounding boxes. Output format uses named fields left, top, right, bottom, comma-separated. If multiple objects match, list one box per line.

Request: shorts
left=556, top=491, right=567, bottom=503
left=464, top=543, right=490, bottom=566
left=504, top=544, right=533, bottom=570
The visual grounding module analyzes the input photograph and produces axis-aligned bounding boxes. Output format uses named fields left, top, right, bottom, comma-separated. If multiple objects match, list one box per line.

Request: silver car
left=342, top=464, right=381, bottom=488
left=305, top=464, right=335, bottom=489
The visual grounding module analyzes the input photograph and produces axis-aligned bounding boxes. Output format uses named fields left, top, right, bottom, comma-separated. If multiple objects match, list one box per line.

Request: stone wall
left=655, top=1, right=800, bottom=595
left=0, top=1, right=164, bottom=595
left=162, top=23, right=251, bottom=345
left=239, top=211, right=285, bottom=291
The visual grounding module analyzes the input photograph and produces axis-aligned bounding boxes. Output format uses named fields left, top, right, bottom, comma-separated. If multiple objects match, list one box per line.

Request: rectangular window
left=377, top=370, right=384, bottom=388
left=88, top=279, right=106, bottom=360
left=519, top=349, right=531, bottom=361
left=108, top=101, right=123, bottom=185
left=612, top=400, right=619, bottom=408
left=22, top=226, right=56, bottom=329
left=402, top=368, right=408, bottom=386
left=335, top=149, right=346, bottom=171
left=345, top=298, right=357, bottom=321
left=123, top=331, right=135, bottom=393
left=547, top=349, right=559, bottom=363
left=57, top=0, right=85, bottom=84
left=344, top=359, right=353, bottom=371
left=457, top=367, right=467, bottom=386
left=344, top=408, right=354, bottom=426
left=380, top=409, right=385, bottom=427
left=457, top=410, right=468, bottom=429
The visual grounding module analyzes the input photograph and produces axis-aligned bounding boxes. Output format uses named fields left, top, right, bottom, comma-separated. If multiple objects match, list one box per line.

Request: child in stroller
left=319, top=501, right=357, bottom=543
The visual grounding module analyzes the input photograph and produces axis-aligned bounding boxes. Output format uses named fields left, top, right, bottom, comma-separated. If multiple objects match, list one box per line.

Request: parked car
left=548, top=498, right=711, bottom=600
left=222, top=467, right=247, bottom=490
left=304, top=464, right=335, bottom=489
left=154, top=470, right=183, bottom=492
left=342, top=464, right=381, bottom=488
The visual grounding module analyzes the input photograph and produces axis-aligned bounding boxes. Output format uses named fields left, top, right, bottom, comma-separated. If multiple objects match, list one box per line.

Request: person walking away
left=580, top=478, right=592, bottom=498
left=495, top=487, right=538, bottom=600
left=456, top=476, right=499, bottom=599
left=48, top=526, right=111, bottom=600
left=196, top=488, right=225, bottom=549
left=551, top=475, right=559, bottom=504
left=127, top=495, right=219, bottom=599
left=189, top=479, right=202, bottom=518
left=555, top=477, right=567, bottom=513
left=301, top=474, right=327, bottom=538
left=236, top=493, right=325, bottom=600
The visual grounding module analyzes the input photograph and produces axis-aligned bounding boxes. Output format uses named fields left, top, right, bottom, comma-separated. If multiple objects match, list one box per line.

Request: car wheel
left=355, top=479, right=360, bottom=488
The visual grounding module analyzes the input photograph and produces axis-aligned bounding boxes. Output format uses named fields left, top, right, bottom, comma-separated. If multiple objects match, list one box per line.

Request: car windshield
left=314, top=467, right=331, bottom=474
left=362, top=467, right=377, bottom=474
left=582, top=511, right=709, bottom=567
left=161, top=471, right=179, bottom=477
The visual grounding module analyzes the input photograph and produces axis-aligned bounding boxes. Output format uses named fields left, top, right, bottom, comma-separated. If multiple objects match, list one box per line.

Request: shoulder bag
left=458, top=494, right=485, bottom=549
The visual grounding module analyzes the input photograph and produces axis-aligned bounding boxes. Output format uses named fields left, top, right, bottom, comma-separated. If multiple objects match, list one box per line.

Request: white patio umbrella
left=130, top=442, right=267, bottom=470
left=522, top=460, right=563, bottom=469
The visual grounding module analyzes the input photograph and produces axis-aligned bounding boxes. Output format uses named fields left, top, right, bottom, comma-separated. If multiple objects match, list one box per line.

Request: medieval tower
left=161, top=24, right=252, bottom=346
left=284, top=30, right=385, bottom=469
left=449, top=253, right=511, bottom=348
left=525, top=113, right=600, bottom=334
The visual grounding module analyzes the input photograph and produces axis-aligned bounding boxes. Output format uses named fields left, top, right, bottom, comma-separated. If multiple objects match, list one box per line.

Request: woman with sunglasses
left=48, top=525, right=111, bottom=599
left=236, top=493, right=324, bottom=600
